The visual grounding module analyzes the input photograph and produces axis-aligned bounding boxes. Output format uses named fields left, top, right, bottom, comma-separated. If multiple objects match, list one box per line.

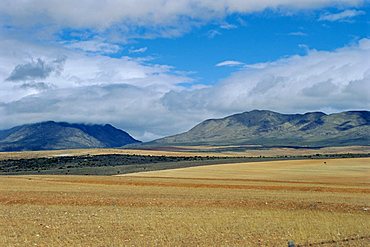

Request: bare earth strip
left=0, top=158, right=369, bottom=246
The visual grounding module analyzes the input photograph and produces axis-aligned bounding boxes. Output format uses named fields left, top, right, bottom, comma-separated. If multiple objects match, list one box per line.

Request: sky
left=0, top=0, right=369, bottom=141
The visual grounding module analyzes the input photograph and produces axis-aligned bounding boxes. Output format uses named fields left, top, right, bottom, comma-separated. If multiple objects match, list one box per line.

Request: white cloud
left=0, top=39, right=190, bottom=92
left=129, top=47, right=148, bottom=54
left=6, top=57, right=66, bottom=81
left=220, top=22, right=237, bottom=30
left=288, top=31, right=308, bottom=36
left=216, top=60, right=245, bottom=67
left=162, top=38, right=370, bottom=117
left=63, top=40, right=121, bottom=54
left=0, top=38, right=193, bottom=141
left=0, top=84, right=178, bottom=139
left=319, top=9, right=366, bottom=21
left=207, top=29, right=222, bottom=38
left=0, top=0, right=364, bottom=39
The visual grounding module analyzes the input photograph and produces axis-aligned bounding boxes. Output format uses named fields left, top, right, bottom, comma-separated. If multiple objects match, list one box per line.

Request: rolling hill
left=152, top=110, right=370, bottom=147
left=0, top=121, right=140, bottom=151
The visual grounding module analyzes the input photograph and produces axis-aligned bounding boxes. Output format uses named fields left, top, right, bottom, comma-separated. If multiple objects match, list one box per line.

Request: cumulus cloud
left=0, top=84, right=198, bottom=141
left=216, top=60, right=245, bottom=67
left=0, top=38, right=193, bottom=140
left=6, top=57, right=66, bottom=82
left=319, top=9, right=366, bottom=21
left=162, top=38, right=370, bottom=116
left=0, top=38, right=190, bottom=95
left=0, top=0, right=364, bottom=39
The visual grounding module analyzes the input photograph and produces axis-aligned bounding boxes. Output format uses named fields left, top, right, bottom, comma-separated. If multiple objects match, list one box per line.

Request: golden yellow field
left=0, top=158, right=369, bottom=246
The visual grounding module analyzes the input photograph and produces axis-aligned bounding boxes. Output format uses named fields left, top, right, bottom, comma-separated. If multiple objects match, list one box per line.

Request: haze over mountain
left=0, top=121, right=140, bottom=151
left=152, top=110, right=370, bottom=147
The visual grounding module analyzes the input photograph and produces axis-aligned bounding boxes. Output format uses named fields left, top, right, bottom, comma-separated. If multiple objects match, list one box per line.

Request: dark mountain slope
left=0, top=121, right=140, bottom=151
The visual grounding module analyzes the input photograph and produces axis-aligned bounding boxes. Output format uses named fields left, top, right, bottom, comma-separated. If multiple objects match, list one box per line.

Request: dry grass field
left=0, top=157, right=369, bottom=246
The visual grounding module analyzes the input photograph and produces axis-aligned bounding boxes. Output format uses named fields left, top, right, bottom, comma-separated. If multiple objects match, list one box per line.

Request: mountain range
left=0, top=121, right=140, bottom=151
left=152, top=110, right=370, bottom=147
left=0, top=110, right=369, bottom=151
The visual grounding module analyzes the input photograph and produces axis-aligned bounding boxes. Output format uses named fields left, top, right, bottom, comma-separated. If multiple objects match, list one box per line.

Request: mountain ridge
left=0, top=121, right=140, bottom=151
left=152, top=110, right=370, bottom=147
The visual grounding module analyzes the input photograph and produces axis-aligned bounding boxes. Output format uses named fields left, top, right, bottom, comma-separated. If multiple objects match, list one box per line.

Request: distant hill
left=0, top=121, right=140, bottom=151
left=152, top=110, right=370, bottom=147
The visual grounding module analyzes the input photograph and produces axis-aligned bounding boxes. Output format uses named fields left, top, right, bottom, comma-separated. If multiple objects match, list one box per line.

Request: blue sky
left=145, top=9, right=369, bottom=85
left=0, top=1, right=369, bottom=140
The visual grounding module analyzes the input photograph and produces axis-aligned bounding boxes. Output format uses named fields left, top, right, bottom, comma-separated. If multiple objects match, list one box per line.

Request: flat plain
left=1, top=157, right=369, bottom=246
